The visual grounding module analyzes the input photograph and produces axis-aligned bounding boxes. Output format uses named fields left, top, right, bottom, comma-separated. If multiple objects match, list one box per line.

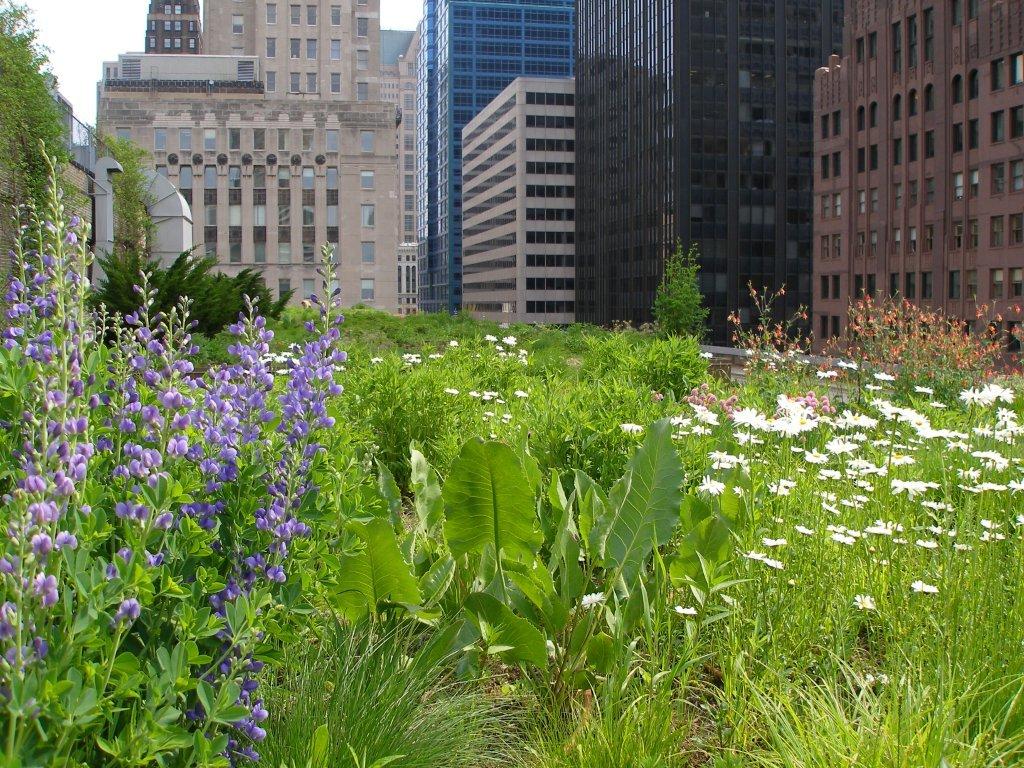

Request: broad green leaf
left=310, top=723, right=330, bottom=767
left=442, top=439, right=541, bottom=563
left=574, top=470, right=608, bottom=558
left=462, top=592, right=548, bottom=669
left=376, top=460, right=403, bottom=525
left=410, top=445, right=444, bottom=533
left=593, top=419, right=684, bottom=587
left=671, top=516, right=733, bottom=587
left=419, top=554, right=456, bottom=607
left=335, top=518, right=421, bottom=617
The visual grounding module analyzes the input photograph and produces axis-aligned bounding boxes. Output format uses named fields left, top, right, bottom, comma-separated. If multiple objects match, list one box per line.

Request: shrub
left=653, top=243, right=708, bottom=339
left=827, top=295, right=1014, bottom=399
left=93, top=250, right=291, bottom=336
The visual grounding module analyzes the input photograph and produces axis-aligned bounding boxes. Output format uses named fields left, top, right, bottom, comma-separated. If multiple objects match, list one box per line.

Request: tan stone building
left=461, top=77, right=575, bottom=324
left=97, top=0, right=402, bottom=312
left=203, top=0, right=381, bottom=103
left=380, top=29, right=419, bottom=313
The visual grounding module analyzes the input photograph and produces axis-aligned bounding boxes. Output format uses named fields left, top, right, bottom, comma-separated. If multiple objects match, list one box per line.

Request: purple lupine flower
left=33, top=574, right=58, bottom=607
left=113, top=598, right=141, bottom=626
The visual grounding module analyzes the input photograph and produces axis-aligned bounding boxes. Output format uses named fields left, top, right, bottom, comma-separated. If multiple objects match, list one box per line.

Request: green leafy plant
left=0, top=2, right=69, bottom=211
left=653, top=243, right=709, bottom=339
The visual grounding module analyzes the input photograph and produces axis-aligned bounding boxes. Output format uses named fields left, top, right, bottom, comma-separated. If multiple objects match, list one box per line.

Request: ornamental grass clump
left=0, top=158, right=345, bottom=766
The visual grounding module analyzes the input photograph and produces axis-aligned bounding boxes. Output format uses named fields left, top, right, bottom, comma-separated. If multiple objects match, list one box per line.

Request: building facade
left=416, top=0, right=575, bottom=314
left=814, top=0, right=1024, bottom=352
left=381, top=29, right=420, bottom=315
left=461, top=77, right=575, bottom=323
left=146, top=1, right=203, bottom=54
left=576, top=0, right=843, bottom=343
left=99, top=0, right=402, bottom=312
left=203, top=0, right=383, bottom=103
left=397, top=241, right=418, bottom=313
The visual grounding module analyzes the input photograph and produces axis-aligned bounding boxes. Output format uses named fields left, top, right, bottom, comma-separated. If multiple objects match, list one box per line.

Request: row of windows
left=822, top=160, right=1024, bottom=222
left=525, top=138, right=574, bottom=152
left=277, top=276, right=376, bottom=303
left=823, top=213, right=1024, bottom=260
left=266, top=38, right=366, bottom=66
left=147, top=36, right=198, bottom=50
left=167, top=164, right=377, bottom=193
left=525, top=114, right=574, bottom=128
left=526, top=184, right=574, bottom=198
left=148, top=19, right=197, bottom=31
left=526, top=300, right=574, bottom=314
left=265, top=71, right=370, bottom=98
left=154, top=3, right=194, bottom=15
left=525, top=91, right=574, bottom=106
left=525, top=161, right=574, bottom=175
left=525, top=277, right=574, bottom=290
left=525, top=253, right=574, bottom=267
left=196, top=201, right=379, bottom=229
left=264, top=4, right=362, bottom=28
left=153, top=127, right=376, bottom=154
left=525, top=208, right=574, bottom=221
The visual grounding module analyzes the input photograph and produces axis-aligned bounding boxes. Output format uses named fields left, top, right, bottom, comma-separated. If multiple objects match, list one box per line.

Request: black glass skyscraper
left=576, top=0, right=843, bottom=342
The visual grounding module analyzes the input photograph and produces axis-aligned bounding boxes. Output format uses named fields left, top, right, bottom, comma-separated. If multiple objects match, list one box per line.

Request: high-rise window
left=331, top=73, right=341, bottom=93
left=232, top=15, right=243, bottom=34
left=290, top=38, right=300, bottom=58
left=361, top=279, right=375, bottom=301
left=331, top=39, right=341, bottom=60
left=229, top=128, right=241, bottom=150
left=154, top=127, right=167, bottom=150
left=360, top=170, right=374, bottom=189
left=291, top=4, right=301, bottom=25
left=204, top=128, right=216, bottom=151
left=361, top=242, right=375, bottom=263
left=267, top=3, right=278, bottom=24
left=326, top=129, right=339, bottom=152
left=356, top=17, right=369, bottom=37
left=307, top=4, right=317, bottom=24
left=331, top=5, right=341, bottom=25
left=361, top=204, right=375, bottom=227
left=267, top=38, right=277, bottom=57
left=307, top=39, right=317, bottom=59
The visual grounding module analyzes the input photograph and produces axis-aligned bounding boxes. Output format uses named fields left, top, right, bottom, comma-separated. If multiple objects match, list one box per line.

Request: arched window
left=908, top=89, right=918, bottom=116
left=893, top=94, right=902, bottom=120
left=952, top=74, right=963, bottom=103
left=857, top=105, right=865, bottom=130
left=968, top=69, right=979, bottom=99
left=924, top=84, right=935, bottom=111
left=869, top=101, right=878, bottom=127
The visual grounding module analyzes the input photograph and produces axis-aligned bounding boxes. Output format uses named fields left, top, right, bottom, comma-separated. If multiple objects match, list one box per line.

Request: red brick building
left=814, top=0, right=1024, bottom=352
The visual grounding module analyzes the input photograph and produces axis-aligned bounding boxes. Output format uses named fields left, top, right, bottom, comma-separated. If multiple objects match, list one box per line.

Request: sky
left=24, top=0, right=424, bottom=125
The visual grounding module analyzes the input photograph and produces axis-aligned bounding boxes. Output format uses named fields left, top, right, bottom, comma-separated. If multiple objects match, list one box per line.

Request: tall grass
left=260, top=620, right=512, bottom=768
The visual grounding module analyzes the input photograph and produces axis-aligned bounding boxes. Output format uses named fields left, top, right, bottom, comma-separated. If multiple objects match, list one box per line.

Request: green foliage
left=103, top=135, right=155, bottom=258
left=92, top=250, right=290, bottom=335
left=259, top=621, right=509, bottom=768
left=442, top=439, right=541, bottom=565
left=0, top=2, right=68, bottom=208
left=653, top=243, right=708, bottom=339
left=335, top=518, right=422, bottom=619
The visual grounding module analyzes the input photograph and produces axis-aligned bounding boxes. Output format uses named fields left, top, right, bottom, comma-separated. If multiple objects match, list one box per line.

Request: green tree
left=103, top=135, right=156, bottom=258
left=0, top=2, right=69, bottom=210
left=653, top=243, right=708, bottom=339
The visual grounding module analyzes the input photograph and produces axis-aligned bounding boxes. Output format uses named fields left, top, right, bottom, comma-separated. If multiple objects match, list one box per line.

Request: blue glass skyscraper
left=417, top=0, right=575, bottom=314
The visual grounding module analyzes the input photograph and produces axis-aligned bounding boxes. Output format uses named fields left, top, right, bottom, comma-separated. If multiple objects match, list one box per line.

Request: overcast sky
left=23, top=0, right=423, bottom=125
